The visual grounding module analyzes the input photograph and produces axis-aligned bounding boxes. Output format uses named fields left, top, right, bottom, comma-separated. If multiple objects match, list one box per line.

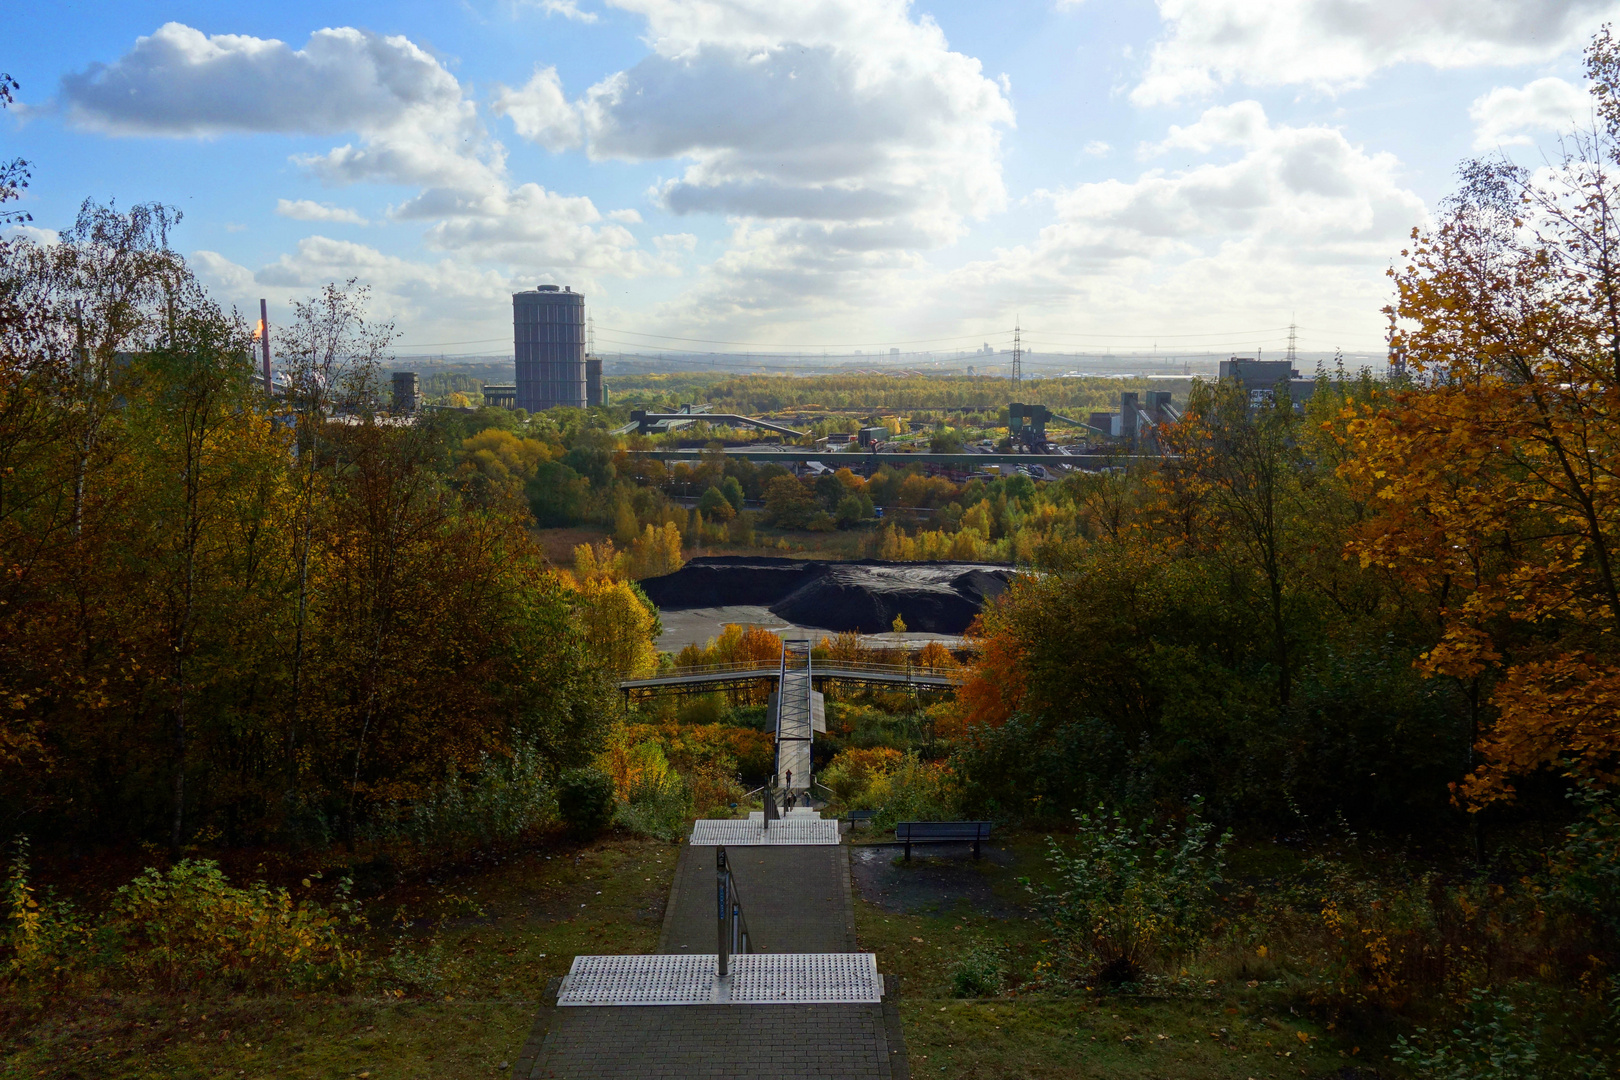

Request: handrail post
left=716, top=846, right=729, bottom=978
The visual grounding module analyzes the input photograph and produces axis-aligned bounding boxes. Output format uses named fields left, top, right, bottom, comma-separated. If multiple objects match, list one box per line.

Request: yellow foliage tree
left=1344, top=48, right=1620, bottom=800
left=576, top=577, right=661, bottom=679
left=574, top=538, right=629, bottom=583
left=630, top=521, right=684, bottom=579
left=456, top=428, right=549, bottom=506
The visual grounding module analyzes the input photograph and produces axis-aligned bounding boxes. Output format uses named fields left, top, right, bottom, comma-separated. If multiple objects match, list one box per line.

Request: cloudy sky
left=3, top=0, right=1609, bottom=360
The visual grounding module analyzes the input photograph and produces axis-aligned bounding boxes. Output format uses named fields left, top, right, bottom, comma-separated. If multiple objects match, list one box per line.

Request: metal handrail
left=715, top=846, right=753, bottom=977
left=657, top=657, right=970, bottom=679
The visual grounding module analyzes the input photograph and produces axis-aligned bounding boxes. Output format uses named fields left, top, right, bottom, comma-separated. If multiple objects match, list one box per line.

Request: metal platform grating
left=558, top=953, right=882, bottom=1006
left=688, top=818, right=840, bottom=846
left=730, top=952, right=881, bottom=1004
left=558, top=954, right=716, bottom=1006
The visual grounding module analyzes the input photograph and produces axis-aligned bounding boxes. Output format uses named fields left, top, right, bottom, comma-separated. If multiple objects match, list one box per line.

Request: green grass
left=0, top=835, right=681, bottom=1079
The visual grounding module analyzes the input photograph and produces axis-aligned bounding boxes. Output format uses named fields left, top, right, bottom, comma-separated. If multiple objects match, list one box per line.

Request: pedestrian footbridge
left=617, top=655, right=955, bottom=702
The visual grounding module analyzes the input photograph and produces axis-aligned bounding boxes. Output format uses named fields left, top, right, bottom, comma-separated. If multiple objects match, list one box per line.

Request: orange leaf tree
left=1345, top=32, right=1620, bottom=802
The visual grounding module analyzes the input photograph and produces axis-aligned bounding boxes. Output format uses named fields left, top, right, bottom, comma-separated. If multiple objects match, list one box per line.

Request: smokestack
left=259, top=298, right=271, bottom=395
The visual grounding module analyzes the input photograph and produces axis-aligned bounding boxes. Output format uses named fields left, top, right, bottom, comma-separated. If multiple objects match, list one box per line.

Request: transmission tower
left=1286, top=318, right=1297, bottom=366
left=1011, top=321, right=1022, bottom=397
left=587, top=316, right=596, bottom=356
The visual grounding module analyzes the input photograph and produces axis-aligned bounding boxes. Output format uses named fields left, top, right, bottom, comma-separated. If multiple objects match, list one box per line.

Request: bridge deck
left=620, top=663, right=954, bottom=697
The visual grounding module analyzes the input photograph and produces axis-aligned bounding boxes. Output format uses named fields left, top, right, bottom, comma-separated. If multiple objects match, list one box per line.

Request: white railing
left=644, top=658, right=961, bottom=680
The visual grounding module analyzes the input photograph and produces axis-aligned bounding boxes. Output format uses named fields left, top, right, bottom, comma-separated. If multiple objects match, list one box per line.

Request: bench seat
left=894, top=820, right=994, bottom=860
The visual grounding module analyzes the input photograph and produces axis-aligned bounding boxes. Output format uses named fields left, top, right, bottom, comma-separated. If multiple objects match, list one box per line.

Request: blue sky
left=2, top=0, right=1608, bottom=361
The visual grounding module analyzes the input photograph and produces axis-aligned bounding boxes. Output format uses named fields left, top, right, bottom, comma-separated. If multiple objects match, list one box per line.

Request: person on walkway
left=783, top=770, right=794, bottom=809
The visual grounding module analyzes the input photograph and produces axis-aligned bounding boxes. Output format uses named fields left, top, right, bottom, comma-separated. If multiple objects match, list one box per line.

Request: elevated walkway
left=618, top=659, right=953, bottom=702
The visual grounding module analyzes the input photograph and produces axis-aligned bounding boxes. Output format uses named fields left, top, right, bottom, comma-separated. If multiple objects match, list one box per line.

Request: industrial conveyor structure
left=615, top=404, right=806, bottom=439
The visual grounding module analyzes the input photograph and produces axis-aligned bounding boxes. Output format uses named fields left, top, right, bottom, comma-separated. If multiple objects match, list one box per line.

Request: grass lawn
left=0, top=836, right=681, bottom=1080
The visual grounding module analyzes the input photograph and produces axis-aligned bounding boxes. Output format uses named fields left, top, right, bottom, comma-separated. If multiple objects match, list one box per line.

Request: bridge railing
left=654, top=658, right=961, bottom=680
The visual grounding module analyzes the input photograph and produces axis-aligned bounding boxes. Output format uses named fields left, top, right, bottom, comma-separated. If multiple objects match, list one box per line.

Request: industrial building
left=587, top=356, right=606, bottom=407
left=1219, top=356, right=1315, bottom=405
left=391, top=371, right=419, bottom=414
left=482, top=384, right=517, bottom=409
left=513, top=285, right=587, bottom=412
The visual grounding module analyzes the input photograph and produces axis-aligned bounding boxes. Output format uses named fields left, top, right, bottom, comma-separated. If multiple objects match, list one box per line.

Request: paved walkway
left=514, top=832, right=909, bottom=1080
left=659, top=843, right=856, bottom=954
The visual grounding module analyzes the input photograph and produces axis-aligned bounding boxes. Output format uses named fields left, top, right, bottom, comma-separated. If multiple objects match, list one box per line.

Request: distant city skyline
left=5, top=0, right=1608, bottom=359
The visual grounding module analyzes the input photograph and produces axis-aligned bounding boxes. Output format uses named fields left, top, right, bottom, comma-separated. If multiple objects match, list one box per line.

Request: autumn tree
left=0, top=73, right=29, bottom=227
left=1346, top=32, right=1620, bottom=802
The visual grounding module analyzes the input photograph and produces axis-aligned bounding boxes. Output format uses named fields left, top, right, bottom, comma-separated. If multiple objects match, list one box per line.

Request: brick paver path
left=659, top=844, right=856, bottom=954
left=516, top=836, right=909, bottom=1080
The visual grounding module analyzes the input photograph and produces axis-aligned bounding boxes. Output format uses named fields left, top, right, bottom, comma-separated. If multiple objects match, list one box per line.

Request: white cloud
left=396, top=182, right=658, bottom=276
left=1146, top=99, right=1269, bottom=154
left=189, top=249, right=257, bottom=294
left=61, top=22, right=655, bottom=289
left=654, top=232, right=697, bottom=253
left=535, top=0, right=599, bottom=21
left=1083, top=140, right=1111, bottom=156
left=607, top=208, right=643, bottom=223
left=491, top=66, right=583, bottom=151
left=60, top=23, right=501, bottom=192
left=1470, top=76, right=1592, bottom=149
left=4, top=224, right=61, bottom=246
left=916, top=102, right=1426, bottom=348
left=574, top=0, right=1013, bottom=255
left=276, top=198, right=368, bottom=225
left=1074, top=103, right=1421, bottom=263
left=1133, top=0, right=1619, bottom=105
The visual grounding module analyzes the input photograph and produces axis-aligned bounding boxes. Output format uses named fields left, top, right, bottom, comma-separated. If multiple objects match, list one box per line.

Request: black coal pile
left=638, top=557, right=1018, bottom=634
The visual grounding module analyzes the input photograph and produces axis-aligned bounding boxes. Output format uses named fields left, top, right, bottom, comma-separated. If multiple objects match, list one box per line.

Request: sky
left=2, top=0, right=1612, bottom=362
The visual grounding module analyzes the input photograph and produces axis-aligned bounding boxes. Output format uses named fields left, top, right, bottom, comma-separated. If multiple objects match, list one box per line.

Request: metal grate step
left=688, top=818, right=840, bottom=846
left=557, top=953, right=882, bottom=1006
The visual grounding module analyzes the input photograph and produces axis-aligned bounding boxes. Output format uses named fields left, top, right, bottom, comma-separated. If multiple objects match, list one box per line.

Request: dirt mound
left=638, top=557, right=1017, bottom=635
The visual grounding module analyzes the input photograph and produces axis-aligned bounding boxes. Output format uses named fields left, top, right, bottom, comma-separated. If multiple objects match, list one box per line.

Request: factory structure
left=512, top=284, right=605, bottom=412
left=1218, top=356, right=1314, bottom=406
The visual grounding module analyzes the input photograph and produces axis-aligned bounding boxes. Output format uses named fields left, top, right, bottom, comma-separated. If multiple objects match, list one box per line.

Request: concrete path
left=514, top=838, right=909, bottom=1080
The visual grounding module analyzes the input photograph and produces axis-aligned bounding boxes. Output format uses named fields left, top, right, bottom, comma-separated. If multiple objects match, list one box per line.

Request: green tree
left=763, top=475, right=816, bottom=528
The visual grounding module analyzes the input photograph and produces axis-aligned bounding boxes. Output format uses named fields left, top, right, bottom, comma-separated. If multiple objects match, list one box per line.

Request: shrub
left=109, top=861, right=362, bottom=992
left=613, top=743, right=692, bottom=840
left=820, top=747, right=905, bottom=808
left=365, top=741, right=556, bottom=852
left=1308, top=858, right=1445, bottom=1005
left=3, top=839, right=91, bottom=985
left=557, top=767, right=617, bottom=836
left=951, top=939, right=1007, bottom=998
left=1028, top=798, right=1230, bottom=986
left=1553, top=780, right=1620, bottom=937
left=868, top=751, right=960, bottom=829
left=1393, top=988, right=1544, bottom=1080
left=4, top=844, right=361, bottom=993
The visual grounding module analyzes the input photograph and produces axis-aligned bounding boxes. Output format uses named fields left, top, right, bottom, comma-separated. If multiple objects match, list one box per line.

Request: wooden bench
left=845, top=809, right=878, bottom=828
left=895, top=820, right=994, bottom=861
